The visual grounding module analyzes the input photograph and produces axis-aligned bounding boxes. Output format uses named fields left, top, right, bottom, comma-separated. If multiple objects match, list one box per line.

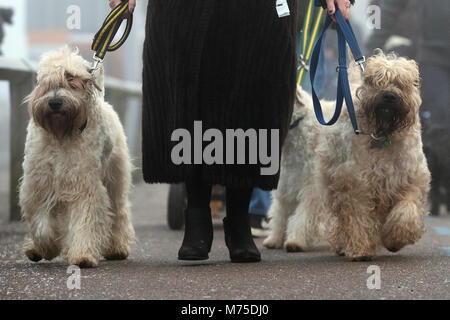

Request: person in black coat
left=110, top=0, right=354, bottom=263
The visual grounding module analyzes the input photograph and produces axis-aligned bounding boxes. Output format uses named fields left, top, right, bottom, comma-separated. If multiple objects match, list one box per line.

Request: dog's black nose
left=383, top=92, right=398, bottom=103
left=48, top=98, right=63, bottom=111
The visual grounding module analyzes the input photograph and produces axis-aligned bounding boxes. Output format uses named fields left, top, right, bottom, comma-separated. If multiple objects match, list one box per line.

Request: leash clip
left=356, top=56, right=366, bottom=72
left=91, top=54, right=103, bottom=73
left=298, top=54, right=310, bottom=72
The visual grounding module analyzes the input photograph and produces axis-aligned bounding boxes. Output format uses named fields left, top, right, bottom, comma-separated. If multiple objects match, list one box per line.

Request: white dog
left=264, top=52, right=431, bottom=261
left=20, top=47, right=135, bottom=268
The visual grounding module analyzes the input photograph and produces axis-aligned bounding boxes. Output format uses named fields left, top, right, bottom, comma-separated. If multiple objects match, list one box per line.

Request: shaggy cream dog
left=20, top=47, right=135, bottom=268
left=264, top=51, right=431, bottom=261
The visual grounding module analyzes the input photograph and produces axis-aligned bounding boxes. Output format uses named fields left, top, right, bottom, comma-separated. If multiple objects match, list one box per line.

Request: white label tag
left=276, top=0, right=290, bottom=18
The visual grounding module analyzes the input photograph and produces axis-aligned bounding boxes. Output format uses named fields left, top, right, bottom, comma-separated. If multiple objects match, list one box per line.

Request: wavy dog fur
left=264, top=51, right=431, bottom=261
left=20, top=47, right=135, bottom=267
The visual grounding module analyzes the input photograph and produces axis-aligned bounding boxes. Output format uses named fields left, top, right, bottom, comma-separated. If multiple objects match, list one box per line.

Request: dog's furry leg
left=23, top=237, right=43, bottom=262
left=22, top=213, right=61, bottom=262
left=20, top=183, right=61, bottom=261
left=284, top=204, right=311, bottom=252
left=330, top=188, right=378, bottom=261
left=284, top=183, right=327, bottom=252
left=382, top=165, right=429, bottom=252
left=263, top=197, right=291, bottom=249
left=328, top=221, right=347, bottom=256
left=382, top=196, right=426, bottom=252
left=65, top=182, right=114, bottom=268
left=102, top=152, right=135, bottom=260
left=103, top=206, right=134, bottom=260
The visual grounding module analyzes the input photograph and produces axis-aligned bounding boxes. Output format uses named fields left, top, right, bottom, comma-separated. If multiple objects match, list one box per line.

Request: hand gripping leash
left=309, top=8, right=366, bottom=134
left=91, top=0, right=133, bottom=71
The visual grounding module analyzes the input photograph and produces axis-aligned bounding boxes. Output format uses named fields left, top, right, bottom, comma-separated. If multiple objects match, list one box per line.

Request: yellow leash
left=91, top=0, right=133, bottom=70
left=297, top=2, right=325, bottom=86
left=302, top=0, right=313, bottom=56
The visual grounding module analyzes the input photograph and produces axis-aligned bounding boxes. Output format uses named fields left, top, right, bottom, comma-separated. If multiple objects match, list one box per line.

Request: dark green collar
left=370, top=135, right=391, bottom=149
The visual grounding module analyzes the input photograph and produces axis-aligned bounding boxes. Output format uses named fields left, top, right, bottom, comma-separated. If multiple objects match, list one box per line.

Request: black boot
left=178, top=207, right=213, bottom=260
left=223, top=216, right=261, bottom=263
left=178, top=181, right=213, bottom=261
left=224, top=187, right=261, bottom=263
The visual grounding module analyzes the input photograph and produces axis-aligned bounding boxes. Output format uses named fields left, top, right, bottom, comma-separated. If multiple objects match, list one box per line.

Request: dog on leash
left=264, top=51, right=431, bottom=261
left=20, top=47, right=135, bottom=268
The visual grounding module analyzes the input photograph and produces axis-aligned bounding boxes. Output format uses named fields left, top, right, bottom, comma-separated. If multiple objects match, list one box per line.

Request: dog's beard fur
left=360, top=91, right=412, bottom=137
left=27, top=72, right=94, bottom=139
left=356, top=52, right=422, bottom=137
left=31, top=91, right=88, bottom=139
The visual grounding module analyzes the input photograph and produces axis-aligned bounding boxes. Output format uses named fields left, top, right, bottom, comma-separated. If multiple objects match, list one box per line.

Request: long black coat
left=142, top=0, right=298, bottom=190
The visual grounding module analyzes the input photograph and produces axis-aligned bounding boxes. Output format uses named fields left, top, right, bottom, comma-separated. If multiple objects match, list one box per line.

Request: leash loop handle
left=310, top=9, right=365, bottom=134
left=91, top=0, right=133, bottom=62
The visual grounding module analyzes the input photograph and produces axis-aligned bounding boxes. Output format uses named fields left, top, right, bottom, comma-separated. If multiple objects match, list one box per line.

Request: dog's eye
left=66, top=77, right=75, bottom=88
left=65, top=72, right=80, bottom=90
left=67, top=78, right=85, bottom=90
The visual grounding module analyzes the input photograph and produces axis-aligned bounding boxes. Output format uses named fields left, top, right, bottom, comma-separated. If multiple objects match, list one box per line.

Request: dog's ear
left=406, top=59, right=421, bottom=89
left=394, top=58, right=421, bottom=91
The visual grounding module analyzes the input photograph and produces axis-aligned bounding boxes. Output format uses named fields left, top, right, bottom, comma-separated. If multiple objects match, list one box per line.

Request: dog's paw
left=350, top=255, right=373, bottom=262
left=25, top=248, right=42, bottom=263
left=347, top=251, right=374, bottom=262
left=346, top=247, right=375, bottom=261
left=42, top=250, right=60, bottom=261
left=263, top=237, right=283, bottom=249
left=69, top=255, right=98, bottom=268
left=382, top=201, right=424, bottom=252
left=103, top=241, right=131, bottom=261
left=382, top=232, right=415, bottom=254
left=284, top=240, right=305, bottom=253
left=32, top=237, right=60, bottom=261
left=104, top=251, right=129, bottom=261
left=335, top=250, right=346, bottom=257
left=381, top=225, right=420, bottom=254
left=385, top=246, right=402, bottom=253
left=345, top=244, right=375, bottom=262
left=331, top=244, right=347, bottom=257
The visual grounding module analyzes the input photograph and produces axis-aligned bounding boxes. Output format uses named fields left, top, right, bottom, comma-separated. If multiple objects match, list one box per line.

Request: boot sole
left=178, top=255, right=209, bottom=261
left=230, top=255, right=261, bottom=263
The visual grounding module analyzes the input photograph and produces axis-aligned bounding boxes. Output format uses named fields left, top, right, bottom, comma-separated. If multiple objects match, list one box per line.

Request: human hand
left=109, top=0, right=136, bottom=19
left=326, top=0, right=352, bottom=21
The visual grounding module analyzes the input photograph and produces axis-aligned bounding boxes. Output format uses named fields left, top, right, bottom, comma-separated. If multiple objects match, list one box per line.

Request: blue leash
left=310, top=9, right=365, bottom=134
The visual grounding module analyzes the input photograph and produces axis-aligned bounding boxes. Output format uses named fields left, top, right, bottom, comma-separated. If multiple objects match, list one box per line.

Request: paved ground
left=0, top=182, right=449, bottom=300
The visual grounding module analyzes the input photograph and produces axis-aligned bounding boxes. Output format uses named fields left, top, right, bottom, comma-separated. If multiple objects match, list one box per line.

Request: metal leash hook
left=298, top=54, right=310, bottom=72
left=91, top=54, right=103, bottom=73
left=356, top=56, right=366, bottom=72
left=336, top=57, right=365, bottom=73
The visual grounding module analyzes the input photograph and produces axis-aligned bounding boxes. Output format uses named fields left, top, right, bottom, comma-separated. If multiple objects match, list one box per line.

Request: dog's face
left=358, top=51, right=422, bottom=137
left=26, top=47, right=103, bottom=139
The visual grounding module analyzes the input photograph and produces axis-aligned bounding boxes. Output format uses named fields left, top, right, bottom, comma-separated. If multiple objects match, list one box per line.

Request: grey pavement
left=0, top=183, right=449, bottom=300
